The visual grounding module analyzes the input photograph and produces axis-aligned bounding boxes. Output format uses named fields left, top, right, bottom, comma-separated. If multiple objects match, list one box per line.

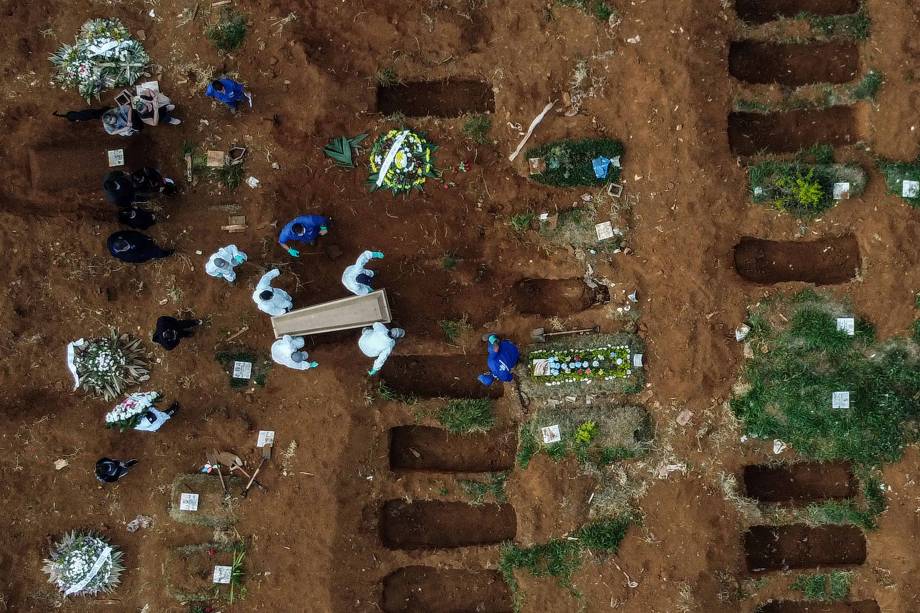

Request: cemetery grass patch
left=214, top=349, right=272, bottom=388
left=877, top=158, right=920, bottom=207
left=748, top=161, right=866, bottom=217
left=460, top=472, right=508, bottom=505
left=526, top=138, right=624, bottom=187
left=206, top=8, right=248, bottom=53
left=791, top=571, right=853, bottom=601
left=732, top=291, right=920, bottom=467
left=437, top=398, right=495, bottom=433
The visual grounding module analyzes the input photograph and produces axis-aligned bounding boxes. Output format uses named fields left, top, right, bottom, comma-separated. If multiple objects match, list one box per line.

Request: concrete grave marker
left=632, top=353, right=644, bottom=368
left=257, top=430, right=275, bottom=447
left=179, top=493, right=199, bottom=512
left=212, top=565, right=232, bottom=584
left=902, top=180, right=920, bottom=198
left=541, top=425, right=561, bottom=444
left=595, top=221, right=615, bottom=241
left=836, top=317, right=855, bottom=336
left=832, top=182, right=850, bottom=200
left=107, top=149, right=125, bottom=167
left=832, top=391, right=850, bottom=409
left=232, top=361, right=252, bottom=380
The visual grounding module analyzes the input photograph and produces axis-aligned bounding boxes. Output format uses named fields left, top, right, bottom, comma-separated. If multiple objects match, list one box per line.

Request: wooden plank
left=271, top=290, right=391, bottom=338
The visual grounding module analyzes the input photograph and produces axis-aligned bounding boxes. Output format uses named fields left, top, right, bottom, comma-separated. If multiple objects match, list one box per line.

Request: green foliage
left=807, top=9, right=870, bottom=41
left=228, top=547, right=246, bottom=604
left=441, top=253, right=458, bottom=270
left=731, top=292, right=920, bottom=466
left=774, top=168, right=825, bottom=213
left=376, top=380, right=417, bottom=404
left=439, top=317, right=471, bottom=345
left=735, top=98, right=770, bottom=113
left=517, top=425, right=538, bottom=468
left=557, top=0, right=615, bottom=21
left=791, top=571, right=852, bottom=601
left=500, top=517, right=632, bottom=611
left=217, top=163, right=244, bottom=191
left=323, top=133, right=368, bottom=169
left=462, top=114, right=492, bottom=144
left=914, top=320, right=920, bottom=344
left=207, top=9, right=248, bottom=53
left=376, top=67, right=399, bottom=87
left=852, top=70, right=883, bottom=101
left=574, top=420, right=598, bottom=444
left=527, top=138, right=624, bottom=187
left=877, top=158, right=920, bottom=207
left=437, top=398, right=495, bottom=433
left=510, top=211, right=535, bottom=233
left=460, top=472, right=508, bottom=505
left=803, top=143, right=835, bottom=165
left=806, top=500, right=876, bottom=529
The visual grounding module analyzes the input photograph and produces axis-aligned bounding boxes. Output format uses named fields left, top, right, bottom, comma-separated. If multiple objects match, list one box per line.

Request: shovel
left=531, top=325, right=599, bottom=343
left=207, top=449, right=267, bottom=492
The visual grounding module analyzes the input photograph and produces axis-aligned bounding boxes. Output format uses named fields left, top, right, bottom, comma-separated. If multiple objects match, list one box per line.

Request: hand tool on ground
left=208, top=449, right=267, bottom=492
left=530, top=325, right=599, bottom=343
left=242, top=457, right=267, bottom=498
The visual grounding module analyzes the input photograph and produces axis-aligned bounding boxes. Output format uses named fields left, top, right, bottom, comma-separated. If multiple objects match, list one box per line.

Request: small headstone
left=902, top=180, right=920, bottom=198
left=54, top=459, right=69, bottom=470
left=632, top=353, right=644, bottom=368
left=207, top=150, right=227, bottom=167
left=257, top=430, right=275, bottom=447
left=246, top=176, right=261, bottom=189
left=212, top=565, right=233, bottom=584
left=541, top=425, right=561, bottom=444
left=753, top=186, right=764, bottom=197
left=179, top=493, right=199, bottom=512
left=232, top=361, right=253, bottom=380
left=107, top=149, right=125, bottom=167
left=595, top=221, right=615, bottom=241
left=607, top=183, right=624, bottom=198
left=773, top=439, right=787, bottom=454
left=610, top=156, right=621, bottom=168
left=832, top=182, right=851, bottom=200
left=528, top=157, right=546, bottom=175
left=531, top=358, right=551, bottom=376
left=832, top=391, right=850, bottom=409
left=836, top=317, right=855, bottom=336
left=735, top=324, right=751, bottom=342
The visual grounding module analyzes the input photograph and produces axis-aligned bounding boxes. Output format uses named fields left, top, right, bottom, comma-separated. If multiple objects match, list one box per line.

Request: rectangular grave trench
left=735, top=0, right=860, bottom=24
left=728, top=107, right=860, bottom=155
left=745, top=524, right=866, bottom=571
left=744, top=462, right=857, bottom=503
left=511, top=278, right=609, bottom=317
left=733, top=235, right=860, bottom=284
left=729, top=41, right=859, bottom=86
left=389, top=426, right=515, bottom=472
left=756, top=601, right=881, bottom=613
left=381, top=500, right=516, bottom=549
left=30, top=132, right=151, bottom=193
left=382, top=566, right=513, bottom=613
left=377, top=80, right=495, bottom=118
left=381, top=355, right=503, bottom=399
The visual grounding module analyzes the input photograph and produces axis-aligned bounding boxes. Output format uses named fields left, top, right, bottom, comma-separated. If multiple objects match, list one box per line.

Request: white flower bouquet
left=43, top=531, right=124, bottom=597
left=105, top=391, right=159, bottom=431
left=70, top=330, right=149, bottom=401
left=50, top=18, right=149, bottom=101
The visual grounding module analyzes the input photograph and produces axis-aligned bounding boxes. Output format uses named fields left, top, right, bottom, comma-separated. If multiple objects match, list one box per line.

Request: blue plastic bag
left=593, top=156, right=611, bottom=179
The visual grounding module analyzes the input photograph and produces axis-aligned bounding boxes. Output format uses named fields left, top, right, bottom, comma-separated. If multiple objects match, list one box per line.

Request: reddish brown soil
left=377, top=80, right=495, bottom=117
left=389, top=426, right=515, bottom=472
left=382, top=566, right=512, bottom=613
left=381, top=355, right=503, bottom=399
left=745, top=524, right=867, bottom=571
left=735, top=0, right=861, bottom=23
left=729, top=42, right=860, bottom=86
left=0, top=0, right=919, bottom=612
left=744, top=462, right=857, bottom=503
left=510, top=278, right=604, bottom=316
left=728, top=107, right=863, bottom=155
left=733, top=235, right=861, bottom=284
left=757, top=601, right=881, bottom=613
left=380, top=500, right=516, bottom=549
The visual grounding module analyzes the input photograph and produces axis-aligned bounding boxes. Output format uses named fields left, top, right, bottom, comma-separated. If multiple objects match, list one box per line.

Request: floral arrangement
left=50, top=19, right=149, bottom=101
left=529, top=344, right=632, bottom=386
left=368, top=129, right=438, bottom=194
left=69, top=330, right=149, bottom=401
left=43, top=531, right=124, bottom=597
left=105, top=391, right=159, bottom=431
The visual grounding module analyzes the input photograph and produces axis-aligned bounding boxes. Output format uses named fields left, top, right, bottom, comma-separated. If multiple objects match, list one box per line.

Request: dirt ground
left=0, top=0, right=918, bottom=611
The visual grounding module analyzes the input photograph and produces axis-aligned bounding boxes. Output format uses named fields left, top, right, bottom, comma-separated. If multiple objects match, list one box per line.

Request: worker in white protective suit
left=205, top=245, right=247, bottom=283
left=342, top=250, right=384, bottom=296
left=271, top=334, right=318, bottom=371
left=359, top=322, right=405, bottom=376
left=252, top=269, right=293, bottom=316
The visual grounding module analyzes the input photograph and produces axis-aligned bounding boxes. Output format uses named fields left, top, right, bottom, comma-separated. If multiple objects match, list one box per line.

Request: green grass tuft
left=852, top=70, right=884, bottom=101
left=207, top=9, right=248, bottom=53
left=807, top=9, right=870, bottom=40
left=516, top=426, right=538, bottom=468
left=437, top=398, right=495, bottom=433
left=791, top=571, right=852, bottom=601
left=462, top=114, right=492, bottom=144
left=438, top=317, right=471, bottom=345
left=376, top=380, right=417, bottom=404
left=527, top=138, right=624, bottom=187
left=459, top=472, right=508, bottom=505
left=376, top=67, right=400, bottom=87
left=510, top=211, right=535, bottom=233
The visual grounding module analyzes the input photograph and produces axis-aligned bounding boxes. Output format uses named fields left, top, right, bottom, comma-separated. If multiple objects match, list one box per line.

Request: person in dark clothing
left=118, top=207, right=157, bottom=230
left=103, top=171, right=136, bottom=206
left=107, top=230, right=173, bottom=263
left=131, top=167, right=178, bottom=198
left=95, top=457, right=138, bottom=483
left=152, top=316, right=202, bottom=350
